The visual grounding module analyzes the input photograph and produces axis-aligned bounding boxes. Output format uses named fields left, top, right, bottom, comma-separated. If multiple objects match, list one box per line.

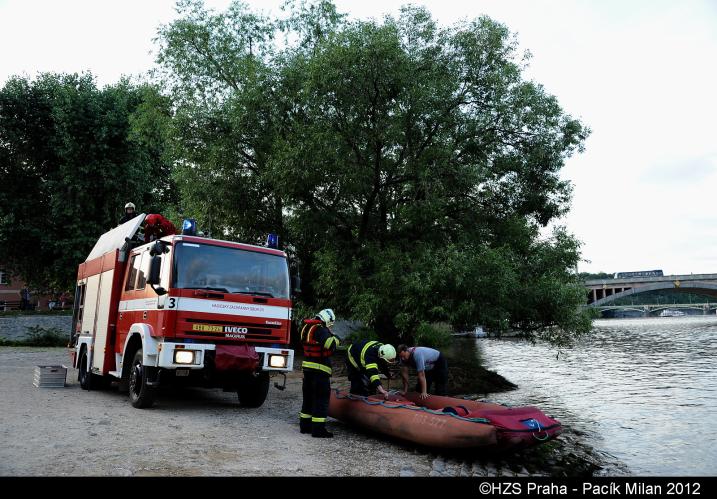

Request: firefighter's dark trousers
left=300, top=369, right=331, bottom=424
left=346, top=361, right=373, bottom=397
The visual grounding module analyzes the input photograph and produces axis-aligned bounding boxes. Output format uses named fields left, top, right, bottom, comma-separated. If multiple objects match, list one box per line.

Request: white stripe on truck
left=119, top=297, right=290, bottom=320
left=120, top=297, right=159, bottom=311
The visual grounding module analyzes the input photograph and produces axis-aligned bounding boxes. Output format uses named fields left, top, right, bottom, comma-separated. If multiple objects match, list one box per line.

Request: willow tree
left=154, top=0, right=591, bottom=345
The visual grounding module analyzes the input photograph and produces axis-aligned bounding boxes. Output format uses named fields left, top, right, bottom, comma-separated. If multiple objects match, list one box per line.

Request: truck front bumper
left=156, top=342, right=294, bottom=372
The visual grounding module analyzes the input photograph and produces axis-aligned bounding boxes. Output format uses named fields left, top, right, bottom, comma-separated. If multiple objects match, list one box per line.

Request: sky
left=1, top=0, right=716, bottom=276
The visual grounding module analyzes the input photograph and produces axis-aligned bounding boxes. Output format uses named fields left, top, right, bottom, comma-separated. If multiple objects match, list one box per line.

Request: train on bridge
left=613, top=269, right=664, bottom=279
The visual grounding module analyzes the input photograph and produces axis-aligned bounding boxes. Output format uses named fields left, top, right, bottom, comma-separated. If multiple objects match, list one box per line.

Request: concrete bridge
left=585, top=273, right=717, bottom=306
left=596, top=303, right=717, bottom=317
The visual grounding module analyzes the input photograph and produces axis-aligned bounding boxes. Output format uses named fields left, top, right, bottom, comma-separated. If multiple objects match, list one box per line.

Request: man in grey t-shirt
left=397, top=345, right=448, bottom=399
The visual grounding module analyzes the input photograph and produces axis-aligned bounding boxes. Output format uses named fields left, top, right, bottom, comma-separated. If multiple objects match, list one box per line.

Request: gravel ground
left=0, top=347, right=627, bottom=477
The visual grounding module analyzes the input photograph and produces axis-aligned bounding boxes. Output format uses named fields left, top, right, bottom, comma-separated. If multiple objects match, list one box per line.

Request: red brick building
left=0, top=265, right=65, bottom=311
left=0, top=266, right=23, bottom=310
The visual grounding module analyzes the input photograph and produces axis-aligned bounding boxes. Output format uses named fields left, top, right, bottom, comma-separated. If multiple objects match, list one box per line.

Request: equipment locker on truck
left=69, top=214, right=295, bottom=408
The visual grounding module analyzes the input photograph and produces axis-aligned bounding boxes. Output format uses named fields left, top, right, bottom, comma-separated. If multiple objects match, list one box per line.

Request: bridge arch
left=597, top=306, right=645, bottom=314
left=590, top=282, right=717, bottom=307
left=649, top=304, right=708, bottom=313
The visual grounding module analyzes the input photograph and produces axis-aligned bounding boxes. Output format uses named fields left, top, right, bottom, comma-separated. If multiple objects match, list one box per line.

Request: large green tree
left=0, top=73, right=174, bottom=290
left=155, top=0, right=591, bottom=345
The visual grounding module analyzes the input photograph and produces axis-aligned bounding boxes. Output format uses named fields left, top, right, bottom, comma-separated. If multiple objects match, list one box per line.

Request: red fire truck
left=69, top=215, right=295, bottom=408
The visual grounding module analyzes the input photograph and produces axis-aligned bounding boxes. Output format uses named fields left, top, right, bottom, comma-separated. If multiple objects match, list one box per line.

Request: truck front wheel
left=237, top=372, right=270, bottom=408
left=129, top=349, right=157, bottom=408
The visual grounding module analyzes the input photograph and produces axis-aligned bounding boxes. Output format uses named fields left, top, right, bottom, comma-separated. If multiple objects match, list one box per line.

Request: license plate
left=175, top=369, right=190, bottom=377
left=192, top=324, right=223, bottom=332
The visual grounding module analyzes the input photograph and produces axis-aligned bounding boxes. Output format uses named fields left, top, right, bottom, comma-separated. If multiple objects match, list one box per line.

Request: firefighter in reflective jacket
left=299, top=308, right=340, bottom=438
left=346, top=340, right=396, bottom=399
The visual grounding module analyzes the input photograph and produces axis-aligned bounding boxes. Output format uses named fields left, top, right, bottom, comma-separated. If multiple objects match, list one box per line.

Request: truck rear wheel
left=237, top=372, right=270, bottom=408
left=78, top=348, right=110, bottom=390
left=129, top=349, right=157, bottom=408
left=78, top=350, right=92, bottom=390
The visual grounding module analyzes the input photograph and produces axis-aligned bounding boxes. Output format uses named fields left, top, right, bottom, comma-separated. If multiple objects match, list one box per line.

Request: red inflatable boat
left=328, top=390, right=561, bottom=451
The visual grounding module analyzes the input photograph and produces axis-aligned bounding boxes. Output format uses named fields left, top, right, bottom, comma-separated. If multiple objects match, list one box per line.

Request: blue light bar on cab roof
left=182, top=218, right=197, bottom=236
left=266, top=233, right=279, bottom=249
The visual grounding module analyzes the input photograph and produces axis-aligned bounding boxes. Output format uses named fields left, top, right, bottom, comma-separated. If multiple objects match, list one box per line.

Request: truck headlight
left=174, top=350, right=196, bottom=365
left=269, top=354, right=287, bottom=368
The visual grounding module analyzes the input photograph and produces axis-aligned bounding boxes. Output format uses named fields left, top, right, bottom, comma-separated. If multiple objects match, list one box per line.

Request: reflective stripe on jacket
left=301, top=321, right=339, bottom=375
left=347, top=340, right=383, bottom=388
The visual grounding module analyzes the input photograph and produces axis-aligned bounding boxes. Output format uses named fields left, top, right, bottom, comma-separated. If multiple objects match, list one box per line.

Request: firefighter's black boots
left=311, top=422, right=333, bottom=438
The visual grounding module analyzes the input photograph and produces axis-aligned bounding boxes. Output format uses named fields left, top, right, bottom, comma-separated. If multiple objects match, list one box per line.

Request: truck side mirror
left=292, top=275, right=302, bottom=295
left=147, top=256, right=162, bottom=286
left=148, top=255, right=167, bottom=296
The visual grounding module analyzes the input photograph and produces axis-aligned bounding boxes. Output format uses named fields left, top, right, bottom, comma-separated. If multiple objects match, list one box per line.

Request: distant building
left=0, top=265, right=24, bottom=310
left=0, top=264, right=58, bottom=311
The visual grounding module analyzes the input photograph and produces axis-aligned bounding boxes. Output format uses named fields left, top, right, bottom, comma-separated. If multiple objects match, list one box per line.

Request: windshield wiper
left=186, top=286, right=230, bottom=293
left=187, top=287, right=275, bottom=298
left=236, top=291, right=275, bottom=298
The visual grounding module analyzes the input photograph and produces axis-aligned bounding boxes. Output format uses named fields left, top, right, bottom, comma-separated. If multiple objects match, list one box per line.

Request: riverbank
left=0, top=346, right=628, bottom=477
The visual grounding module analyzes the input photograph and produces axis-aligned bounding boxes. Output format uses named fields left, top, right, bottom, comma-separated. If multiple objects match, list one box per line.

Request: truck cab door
left=154, top=247, right=172, bottom=309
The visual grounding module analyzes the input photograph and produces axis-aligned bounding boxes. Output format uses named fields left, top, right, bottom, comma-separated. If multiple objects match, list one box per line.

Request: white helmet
left=378, top=344, right=396, bottom=361
left=125, top=202, right=136, bottom=210
left=316, top=309, right=336, bottom=327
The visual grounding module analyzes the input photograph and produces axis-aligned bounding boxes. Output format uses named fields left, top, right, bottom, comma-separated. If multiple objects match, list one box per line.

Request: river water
left=469, top=316, right=717, bottom=476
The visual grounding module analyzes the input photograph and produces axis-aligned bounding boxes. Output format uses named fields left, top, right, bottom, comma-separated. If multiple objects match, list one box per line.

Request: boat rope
left=526, top=418, right=551, bottom=441
left=333, top=389, right=491, bottom=424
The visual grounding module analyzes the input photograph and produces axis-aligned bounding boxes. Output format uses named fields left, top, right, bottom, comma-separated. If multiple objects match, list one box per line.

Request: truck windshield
left=173, top=242, right=290, bottom=299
